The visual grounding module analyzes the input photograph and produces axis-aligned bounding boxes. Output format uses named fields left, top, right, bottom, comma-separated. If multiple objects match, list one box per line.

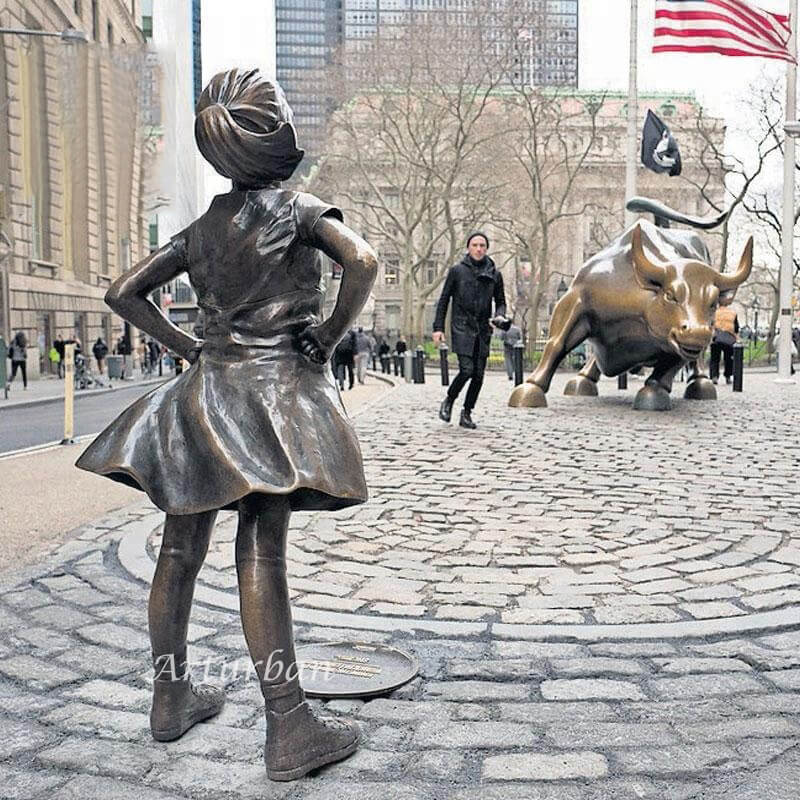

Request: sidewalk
left=1, top=368, right=170, bottom=411
left=1, top=372, right=799, bottom=799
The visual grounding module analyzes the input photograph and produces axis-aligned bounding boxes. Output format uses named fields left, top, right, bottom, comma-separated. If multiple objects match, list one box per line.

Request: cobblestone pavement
left=1, top=371, right=799, bottom=798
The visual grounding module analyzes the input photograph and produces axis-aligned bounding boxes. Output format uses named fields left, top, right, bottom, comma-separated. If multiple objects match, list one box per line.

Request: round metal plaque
left=296, top=642, right=418, bottom=699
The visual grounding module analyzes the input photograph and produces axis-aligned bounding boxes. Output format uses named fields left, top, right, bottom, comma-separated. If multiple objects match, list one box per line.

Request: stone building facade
left=0, top=0, right=148, bottom=378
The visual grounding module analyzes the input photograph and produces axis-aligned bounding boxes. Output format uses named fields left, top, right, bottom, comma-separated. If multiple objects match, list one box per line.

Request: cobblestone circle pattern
left=145, top=372, right=800, bottom=631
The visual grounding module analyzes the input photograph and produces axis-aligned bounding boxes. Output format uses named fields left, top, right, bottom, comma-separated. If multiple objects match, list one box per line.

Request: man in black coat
left=433, top=232, right=509, bottom=429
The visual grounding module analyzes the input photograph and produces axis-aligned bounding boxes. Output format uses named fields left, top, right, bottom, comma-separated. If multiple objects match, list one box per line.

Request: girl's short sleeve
left=294, top=192, right=344, bottom=244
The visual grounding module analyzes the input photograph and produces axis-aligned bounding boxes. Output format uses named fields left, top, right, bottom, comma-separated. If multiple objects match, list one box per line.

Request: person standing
left=93, top=337, right=109, bottom=374
left=395, top=335, right=407, bottom=377
left=709, top=305, right=739, bottom=385
left=54, top=334, right=66, bottom=378
left=433, top=232, right=508, bottom=428
left=354, top=326, right=371, bottom=384
left=7, top=331, right=28, bottom=389
left=378, top=339, right=391, bottom=373
left=500, top=320, right=522, bottom=381
left=333, top=328, right=356, bottom=390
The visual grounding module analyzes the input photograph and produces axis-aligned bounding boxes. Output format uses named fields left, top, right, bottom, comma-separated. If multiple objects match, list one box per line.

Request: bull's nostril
left=680, top=324, right=689, bottom=331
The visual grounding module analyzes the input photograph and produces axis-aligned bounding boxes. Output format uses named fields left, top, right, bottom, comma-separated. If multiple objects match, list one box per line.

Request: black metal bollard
left=617, top=372, right=628, bottom=390
left=414, top=346, right=426, bottom=384
left=513, top=342, right=524, bottom=386
left=732, top=343, right=744, bottom=392
left=439, top=345, right=449, bottom=386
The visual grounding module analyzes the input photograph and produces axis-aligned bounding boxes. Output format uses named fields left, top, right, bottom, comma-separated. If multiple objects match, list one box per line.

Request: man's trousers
left=446, top=340, right=487, bottom=412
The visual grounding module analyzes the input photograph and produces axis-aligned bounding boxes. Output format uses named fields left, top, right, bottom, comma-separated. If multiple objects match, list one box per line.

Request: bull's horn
left=631, top=224, right=667, bottom=286
left=716, top=237, right=753, bottom=291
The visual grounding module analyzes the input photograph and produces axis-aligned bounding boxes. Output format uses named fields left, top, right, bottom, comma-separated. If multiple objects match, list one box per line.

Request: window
left=425, top=261, right=437, bottom=285
left=384, top=259, right=399, bottom=286
left=148, top=222, right=158, bottom=253
left=74, top=0, right=82, bottom=16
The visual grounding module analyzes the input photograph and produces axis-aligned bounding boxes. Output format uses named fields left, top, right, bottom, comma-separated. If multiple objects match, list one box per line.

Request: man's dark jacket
left=433, top=255, right=507, bottom=357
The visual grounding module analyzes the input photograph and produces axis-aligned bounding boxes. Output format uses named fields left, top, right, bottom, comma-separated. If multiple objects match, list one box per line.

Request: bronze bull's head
left=631, top=225, right=752, bottom=361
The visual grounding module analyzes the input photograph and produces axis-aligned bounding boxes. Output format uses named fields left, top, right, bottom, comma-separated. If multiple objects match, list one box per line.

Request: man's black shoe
left=439, top=396, right=454, bottom=422
left=459, top=409, right=477, bottom=429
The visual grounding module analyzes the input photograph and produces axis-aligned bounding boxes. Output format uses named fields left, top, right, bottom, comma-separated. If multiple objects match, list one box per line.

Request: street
left=0, top=382, right=165, bottom=453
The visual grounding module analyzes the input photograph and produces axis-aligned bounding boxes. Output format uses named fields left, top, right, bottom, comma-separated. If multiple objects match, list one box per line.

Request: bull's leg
left=633, top=357, right=682, bottom=412
left=564, top=356, right=601, bottom=397
left=684, top=358, right=717, bottom=401
left=509, top=291, right=588, bottom=409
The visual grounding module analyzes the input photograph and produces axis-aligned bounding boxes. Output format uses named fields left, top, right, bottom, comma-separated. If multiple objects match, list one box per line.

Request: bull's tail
left=625, top=196, right=730, bottom=230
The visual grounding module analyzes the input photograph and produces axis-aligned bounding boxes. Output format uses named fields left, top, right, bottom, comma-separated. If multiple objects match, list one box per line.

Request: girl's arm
left=298, top=216, right=378, bottom=363
left=105, top=242, right=202, bottom=362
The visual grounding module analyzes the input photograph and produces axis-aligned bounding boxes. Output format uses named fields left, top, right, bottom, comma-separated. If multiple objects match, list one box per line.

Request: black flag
left=641, top=109, right=681, bottom=177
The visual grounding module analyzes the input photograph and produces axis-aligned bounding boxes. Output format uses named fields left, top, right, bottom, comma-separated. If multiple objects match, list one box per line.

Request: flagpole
left=625, top=0, right=638, bottom=228
left=778, top=0, right=798, bottom=383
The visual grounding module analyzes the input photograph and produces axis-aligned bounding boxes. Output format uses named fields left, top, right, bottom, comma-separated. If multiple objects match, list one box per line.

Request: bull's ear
left=631, top=225, right=667, bottom=289
left=717, top=236, right=753, bottom=304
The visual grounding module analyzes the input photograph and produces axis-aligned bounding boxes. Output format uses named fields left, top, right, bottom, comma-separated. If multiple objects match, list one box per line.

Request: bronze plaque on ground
left=296, top=642, right=418, bottom=698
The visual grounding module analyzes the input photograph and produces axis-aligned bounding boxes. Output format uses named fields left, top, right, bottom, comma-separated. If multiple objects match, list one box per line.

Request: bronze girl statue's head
left=195, top=69, right=304, bottom=187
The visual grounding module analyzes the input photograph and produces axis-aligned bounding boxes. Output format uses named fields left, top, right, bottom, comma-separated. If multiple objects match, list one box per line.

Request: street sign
left=296, top=642, right=418, bottom=699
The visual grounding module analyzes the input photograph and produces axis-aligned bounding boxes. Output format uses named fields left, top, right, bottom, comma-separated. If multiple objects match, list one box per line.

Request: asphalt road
left=0, top=382, right=164, bottom=453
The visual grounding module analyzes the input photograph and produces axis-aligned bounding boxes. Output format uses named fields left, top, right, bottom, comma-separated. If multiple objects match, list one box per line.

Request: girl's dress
left=77, top=189, right=368, bottom=516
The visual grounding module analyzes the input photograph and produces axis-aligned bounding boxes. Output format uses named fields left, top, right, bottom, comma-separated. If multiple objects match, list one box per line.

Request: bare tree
left=493, top=89, right=606, bottom=357
left=682, top=73, right=800, bottom=347
left=312, top=4, right=546, bottom=342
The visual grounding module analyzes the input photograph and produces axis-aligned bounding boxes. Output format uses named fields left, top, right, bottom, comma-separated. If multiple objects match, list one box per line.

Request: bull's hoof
left=684, top=377, right=717, bottom=401
left=633, top=383, right=672, bottom=411
left=509, top=382, right=547, bottom=408
left=564, top=376, right=599, bottom=397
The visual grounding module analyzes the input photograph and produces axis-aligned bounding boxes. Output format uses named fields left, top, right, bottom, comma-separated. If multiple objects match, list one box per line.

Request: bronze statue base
left=509, top=382, right=547, bottom=408
left=633, top=383, right=672, bottom=411
left=564, top=376, right=599, bottom=397
left=684, top=377, right=717, bottom=401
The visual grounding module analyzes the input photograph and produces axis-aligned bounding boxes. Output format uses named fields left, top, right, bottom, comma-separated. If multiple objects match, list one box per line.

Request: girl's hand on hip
left=297, top=326, right=330, bottom=364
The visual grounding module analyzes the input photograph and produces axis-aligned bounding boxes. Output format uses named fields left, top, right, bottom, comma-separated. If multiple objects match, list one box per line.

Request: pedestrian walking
left=77, top=69, right=374, bottom=781
left=92, top=337, right=109, bottom=374
left=433, top=232, right=509, bottom=428
left=333, top=329, right=356, bottom=390
left=499, top=320, right=522, bottom=380
left=354, top=326, right=371, bottom=384
left=709, top=305, right=739, bottom=385
left=7, top=331, right=28, bottom=389
left=54, top=334, right=65, bottom=378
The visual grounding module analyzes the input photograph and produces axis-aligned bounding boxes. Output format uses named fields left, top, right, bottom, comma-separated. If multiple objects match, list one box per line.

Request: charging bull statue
left=509, top=198, right=752, bottom=411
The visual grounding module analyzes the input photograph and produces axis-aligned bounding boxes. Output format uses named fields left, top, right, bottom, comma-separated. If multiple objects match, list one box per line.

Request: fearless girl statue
left=77, top=68, right=377, bottom=781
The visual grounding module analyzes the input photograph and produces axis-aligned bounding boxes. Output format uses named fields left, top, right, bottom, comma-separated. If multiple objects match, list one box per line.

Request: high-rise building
left=276, top=0, right=342, bottom=157
left=275, top=0, right=578, bottom=159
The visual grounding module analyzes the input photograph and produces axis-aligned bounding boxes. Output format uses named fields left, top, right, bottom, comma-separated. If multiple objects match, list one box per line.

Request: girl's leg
left=149, top=511, right=225, bottom=741
left=235, top=494, right=358, bottom=781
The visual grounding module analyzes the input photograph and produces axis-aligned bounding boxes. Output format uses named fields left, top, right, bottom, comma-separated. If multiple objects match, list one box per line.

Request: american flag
left=653, top=0, right=794, bottom=62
